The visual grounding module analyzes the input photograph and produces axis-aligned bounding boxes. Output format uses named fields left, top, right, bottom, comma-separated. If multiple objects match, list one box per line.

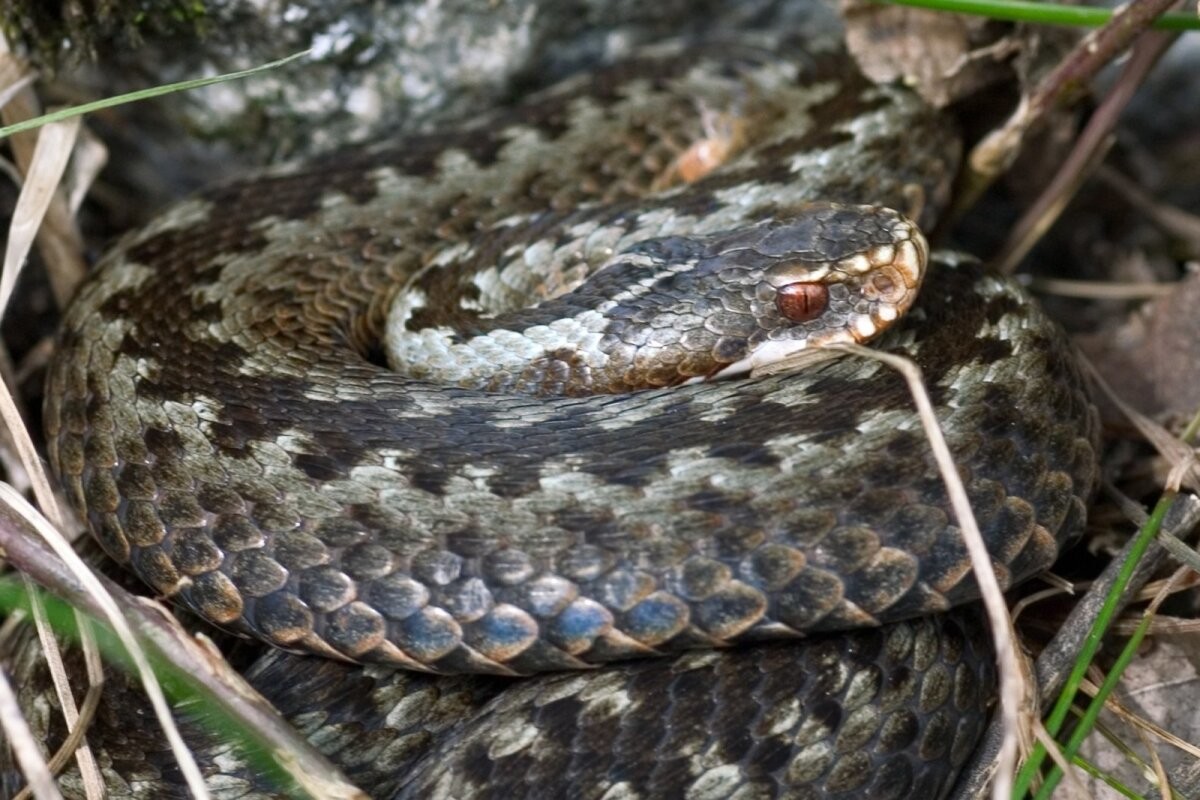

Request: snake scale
left=27, top=19, right=1098, bottom=800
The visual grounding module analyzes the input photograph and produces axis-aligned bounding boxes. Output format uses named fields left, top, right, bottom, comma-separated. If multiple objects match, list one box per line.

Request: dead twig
left=1096, top=165, right=1200, bottom=254
left=958, top=0, right=1182, bottom=217
left=990, top=26, right=1181, bottom=273
left=0, top=666, right=63, bottom=800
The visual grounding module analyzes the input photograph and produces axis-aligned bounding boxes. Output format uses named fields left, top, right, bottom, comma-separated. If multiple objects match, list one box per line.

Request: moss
left=1, top=0, right=212, bottom=71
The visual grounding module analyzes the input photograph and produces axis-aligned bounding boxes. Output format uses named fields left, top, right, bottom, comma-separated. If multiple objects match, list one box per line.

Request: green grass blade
left=1032, top=611, right=1153, bottom=799
left=1068, top=752, right=1149, bottom=800
left=1012, top=491, right=1175, bottom=797
left=874, top=0, right=1200, bottom=30
left=0, top=49, right=312, bottom=141
left=0, top=577, right=318, bottom=799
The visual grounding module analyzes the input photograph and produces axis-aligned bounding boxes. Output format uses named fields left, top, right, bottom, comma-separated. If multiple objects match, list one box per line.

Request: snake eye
left=776, top=282, right=829, bottom=323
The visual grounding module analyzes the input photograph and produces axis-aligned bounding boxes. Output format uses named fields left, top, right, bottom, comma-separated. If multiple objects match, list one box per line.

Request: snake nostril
left=775, top=282, right=829, bottom=323
left=872, top=273, right=896, bottom=295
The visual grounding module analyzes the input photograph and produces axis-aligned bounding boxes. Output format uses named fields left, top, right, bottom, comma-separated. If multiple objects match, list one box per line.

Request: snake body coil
left=36, top=30, right=1099, bottom=800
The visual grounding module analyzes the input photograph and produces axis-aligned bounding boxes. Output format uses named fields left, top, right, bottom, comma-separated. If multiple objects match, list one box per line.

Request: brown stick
left=955, top=0, right=1183, bottom=218
left=989, top=26, right=1180, bottom=273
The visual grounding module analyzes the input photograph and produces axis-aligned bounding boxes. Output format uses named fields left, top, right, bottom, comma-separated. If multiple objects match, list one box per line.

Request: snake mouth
left=701, top=337, right=834, bottom=381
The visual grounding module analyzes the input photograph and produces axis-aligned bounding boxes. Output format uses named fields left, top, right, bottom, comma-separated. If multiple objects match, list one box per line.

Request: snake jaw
left=702, top=336, right=839, bottom=380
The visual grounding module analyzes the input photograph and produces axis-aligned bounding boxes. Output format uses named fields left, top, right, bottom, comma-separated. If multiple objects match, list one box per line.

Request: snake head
left=694, top=202, right=929, bottom=380
left=583, top=202, right=928, bottom=387
left=384, top=202, right=926, bottom=394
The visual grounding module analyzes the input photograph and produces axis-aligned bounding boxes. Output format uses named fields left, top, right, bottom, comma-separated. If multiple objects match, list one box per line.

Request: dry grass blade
left=0, top=37, right=85, bottom=305
left=0, top=483, right=214, bottom=800
left=1151, top=527, right=1200, bottom=573
left=9, top=680, right=103, bottom=800
left=1097, top=165, right=1200, bottom=251
left=22, top=576, right=104, bottom=800
left=0, top=256, right=105, bottom=796
left=1106, top=481, right=1200, bottom=575
left=988, top=136, right=1112, bottom=275
left=1081, top=356, right=1200, bottom=493
left=0, top=117, right=79, bottom=320
left=60, top=127, right=106, bottom=218
left=0, top=66, right=36, bottom=112
left=1080, top=565, right=1198, bottom=794
left=822, top=342, right=1032, bottom=800
left=0, top=666, right=63, bottom=800
left=1010, top=583, right=1077, bottom=622
left=951, top=497, right=1200, bottom=799
left=1024, top=276, right=1175, bottom=300
left=756, top=339, right=1037, bottom=798
left=1030, top=721, right=1087, bottom=797
left=1141, top=722, right=1172, bottom=800
left=1133, top=572, right=1200, bottom=602
left=0, top=40, right=106, bottom=796
left=0, top=349, right=31, bottom=497
left=0, top=343, right=66, bottom=540
left=1090, top=681, right=1200, bottom=762
left=0, top=488, right=369, bottom=799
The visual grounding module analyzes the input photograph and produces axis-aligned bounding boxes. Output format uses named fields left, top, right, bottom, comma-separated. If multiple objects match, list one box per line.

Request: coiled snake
left=33, top=26, right=1099, bottom=800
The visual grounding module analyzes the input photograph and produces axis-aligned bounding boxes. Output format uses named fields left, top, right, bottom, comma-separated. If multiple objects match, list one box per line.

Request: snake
left=27, top=21, right=1099, bottom=800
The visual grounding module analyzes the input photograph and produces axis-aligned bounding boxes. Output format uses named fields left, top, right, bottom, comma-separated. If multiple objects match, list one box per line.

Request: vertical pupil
left=776, top=282, right=829, bottom=323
